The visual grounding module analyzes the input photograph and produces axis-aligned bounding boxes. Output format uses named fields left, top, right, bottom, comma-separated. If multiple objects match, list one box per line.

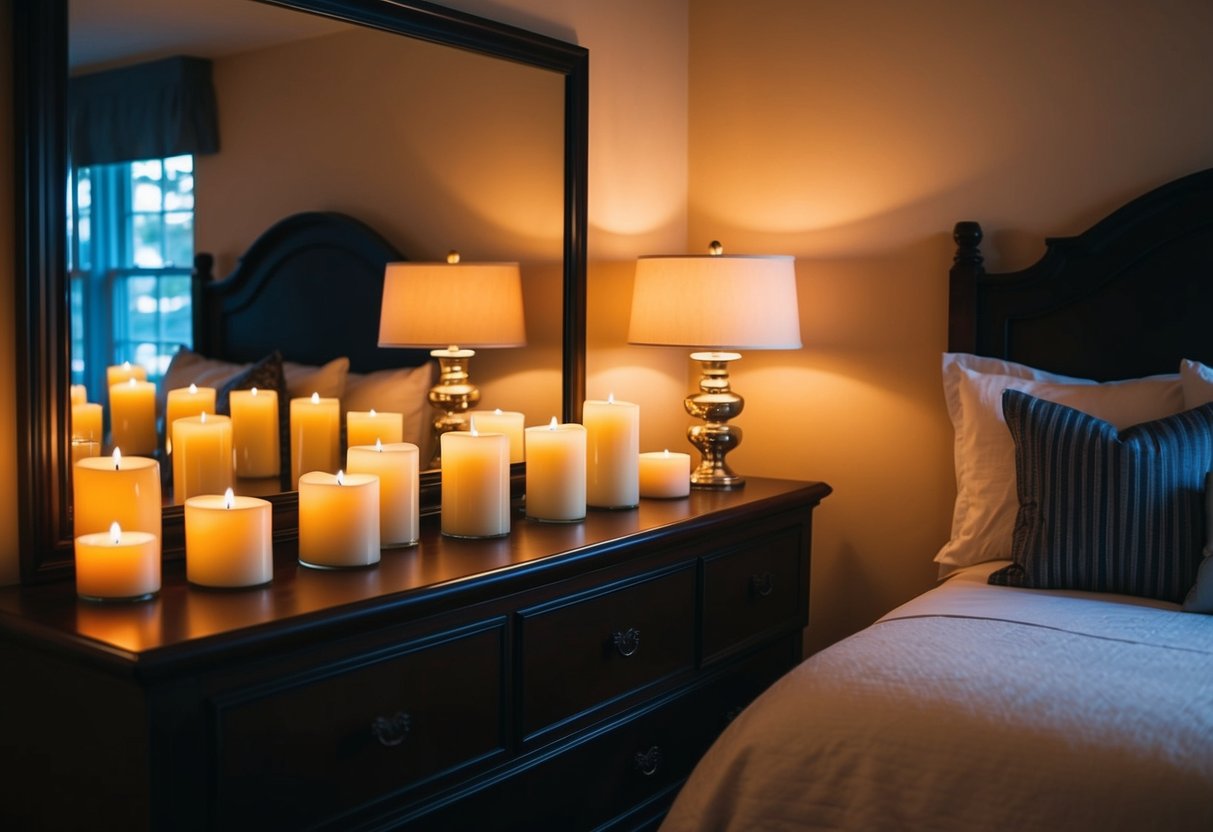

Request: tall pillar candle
left=639, top=450, right=691, bottom=498
left=346, top=409, right=404, bottom=449
left=110, top=378, right=158, bottom=455
left=470, top=409, right=526, bottom=463
left=106, top=361, right=147, bottom=389
left=297, top=471, right=380, bottom=568
left=165, top=383, right=216, bottom=445
left=290, top=394, right=341, bottom=488
left=230, top=388, right=280, bottom=477
left=73, top=450, right=161, bottom=556
left=71, top=401, right=103, bottom=443
left=583, top=397, right=640, bottom=509
left=185, top=489, right=273, bottom=587
left=440, top=430, right=510, bottom=538
left=348, top=441, right=420, bottom=547
left=525, top=419, right=586, bottom=522
left=75, top=522, right=160, bottom=601
left=172, top=413, right=234, bottom=501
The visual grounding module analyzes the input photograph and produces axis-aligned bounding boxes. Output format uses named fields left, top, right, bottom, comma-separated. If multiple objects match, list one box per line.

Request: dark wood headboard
left=949, top=168, right=1213, bottom=381
left=192, top=211, right=429, bottom=373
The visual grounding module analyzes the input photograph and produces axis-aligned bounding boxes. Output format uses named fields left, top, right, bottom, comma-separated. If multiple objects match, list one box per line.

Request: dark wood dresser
left=0, top=478, right=830, bottom=831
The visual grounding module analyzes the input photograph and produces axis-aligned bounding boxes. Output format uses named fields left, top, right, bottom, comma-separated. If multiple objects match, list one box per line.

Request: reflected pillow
left=936, top=353, right=1183, bottom=575
left=282, top=357, right=350, bottom=400
left=991, top=390, right=1213, bottom=604
left=1180, top=358, right=1213, bottom=408
left=343, top=363, right=436, bottom=460
left=160, top=347, right=250, bottom=414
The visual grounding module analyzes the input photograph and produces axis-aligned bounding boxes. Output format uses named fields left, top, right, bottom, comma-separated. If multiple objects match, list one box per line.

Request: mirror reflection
left=66, top=0, right=566, bottom=504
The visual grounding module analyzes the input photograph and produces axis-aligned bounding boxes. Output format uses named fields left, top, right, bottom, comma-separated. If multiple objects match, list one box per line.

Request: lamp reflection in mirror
left=378, top=252, right=526, bottom=465
left=628, top=243, right=801, bottom=489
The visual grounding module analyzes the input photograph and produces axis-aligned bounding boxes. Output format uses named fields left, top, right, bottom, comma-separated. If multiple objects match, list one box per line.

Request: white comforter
left=661, top=563, right=1213, bottom=831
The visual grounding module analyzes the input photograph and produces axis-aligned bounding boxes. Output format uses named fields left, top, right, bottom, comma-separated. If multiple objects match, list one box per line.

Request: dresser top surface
left=0, top=478, right=830, bottom=669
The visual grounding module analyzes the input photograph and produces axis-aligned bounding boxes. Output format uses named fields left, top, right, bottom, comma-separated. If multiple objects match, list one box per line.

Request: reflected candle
left=230, top=387, right=280, bottom=478
left=298, top=470, right=380, bottom=568
left=106, top=361, right=147, bottom=389
left=348, top=440, right=420, bottom=547
left=441, top=424, right=510, bottom=538
left=525, top=418, right=586, bottom=522
left=185, top=488, right=273, bottom=587
left=469, top=409, right=525, bottom=463
left=346, top=409, right=404, bottom=449
left=110, top=378, right=157, bottom=455
left=70, top=384, right=88, bottom=405
left=583, top=396, right=640, bottom=509
left=71, top=401, right=103, bottom=443
left=290, top=393, right=341, bottom=488
left=172, top=413, right=234, bottom=501
left=75, top=521, right=159, bottom=602
left=639, top=450, right=691, bottom=498
left=165, top=383, right=216, bottom=443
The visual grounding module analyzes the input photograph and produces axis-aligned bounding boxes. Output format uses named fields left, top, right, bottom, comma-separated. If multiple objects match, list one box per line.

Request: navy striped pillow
left=990, top=389, right=1213, bottom=603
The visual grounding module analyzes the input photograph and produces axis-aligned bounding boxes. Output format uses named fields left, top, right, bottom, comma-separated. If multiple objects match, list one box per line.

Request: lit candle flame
left=127, top=377, right=137, bottom=388
left=251, top=386, right=259, bottom=396
left=470, top=416, right=479, bottom=437
left=188, top=383, right=198, bottom=394
left=375, top=438, right=384, bottom=452
left=494, top=408, right=503, bottom=415
left=311, top=392, right=320, bottom=404
left=663, top=449, right=671, bottom=457
left=548, top=416, right=558, bottom=430
left=200, top=411, right=208, bottom=424
left=122, top=361, right=132, bottom=371
left=607, top=392, right=615, bottom=404
left=370, top=408, right=378, bottom=417
left=336, top=470, right=345, bottom=485
left=224, top=487, right=235, bottom=509
left=109, top=521, right=122, bottom=544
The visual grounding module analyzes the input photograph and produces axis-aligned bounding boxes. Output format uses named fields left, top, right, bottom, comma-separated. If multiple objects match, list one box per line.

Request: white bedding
left=661, top=563, right=1213, bottom=831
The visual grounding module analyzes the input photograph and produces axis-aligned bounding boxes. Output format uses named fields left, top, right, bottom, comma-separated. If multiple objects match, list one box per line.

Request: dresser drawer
left=700, top=527, right=803, bottom=664
left=518, top=565, right=696, bottom=740
left=210, top=619, right=506, bottom=830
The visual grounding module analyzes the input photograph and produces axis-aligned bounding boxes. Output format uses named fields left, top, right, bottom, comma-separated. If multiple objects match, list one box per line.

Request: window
left=69, top=154, right=195, bottom=395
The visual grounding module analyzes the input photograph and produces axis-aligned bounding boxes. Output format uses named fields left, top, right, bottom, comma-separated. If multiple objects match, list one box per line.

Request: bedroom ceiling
left=70, top=0, right=351, bottom=71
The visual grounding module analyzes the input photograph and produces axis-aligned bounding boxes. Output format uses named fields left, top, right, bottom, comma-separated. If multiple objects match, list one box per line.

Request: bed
left=174, top=211, right=435, bottom=488
left=660, top=169, right=1213, bottom=831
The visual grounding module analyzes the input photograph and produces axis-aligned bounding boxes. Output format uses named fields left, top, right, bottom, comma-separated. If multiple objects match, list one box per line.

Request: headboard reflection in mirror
left=12, top=0, right=588, bottom=582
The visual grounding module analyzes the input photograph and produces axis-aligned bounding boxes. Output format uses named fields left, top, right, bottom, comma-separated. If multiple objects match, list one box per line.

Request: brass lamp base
left=428, top=347, right=480, bottom=467
left=685, top=351, right=745, bottom=489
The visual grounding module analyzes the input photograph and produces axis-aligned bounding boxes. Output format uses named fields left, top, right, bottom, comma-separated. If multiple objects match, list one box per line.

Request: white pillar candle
left=165, top=384, right=217, bottom=440
left=75, top=521, right=159, bottom=601
left=230, top=388, right=280, bottom=478
left=583, top=396, right=640, bottom=509
left=185, top=488, right=273, bottom=587
left=639, top=450, right=691, bottom=498
left=525, top=418, right=586, bottom=522
left=441, top=428, right=510, bottom=538
left=347, top=441, right=420, bottom=547
left=70, top=384, right=88, bottom=405
left=106, top=361, right=147, bottom=389
left=110, top=378, right=158, bottom=455
left=469, top=408, right=526, bottom=463
left=298, top=470, right=380, bottom=568
left=290, top=393, right=341, bottom=489
left=71, top=401, right=103, bottom=442
left=73, top=450, right=161, bottom=557
left=346, top=409, right=404, bottom=449
left=171, top=413, right=234, bottom=502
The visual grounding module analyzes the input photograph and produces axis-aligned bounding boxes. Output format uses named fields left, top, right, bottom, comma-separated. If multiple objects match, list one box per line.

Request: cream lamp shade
left=378, top=259, right=526, bottom=348
left=628, top=253, right=800, bottom=349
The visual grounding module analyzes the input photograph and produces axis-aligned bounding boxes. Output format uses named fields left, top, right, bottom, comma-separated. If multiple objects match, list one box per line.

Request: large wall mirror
left=12, top=0, right=588, bottom=583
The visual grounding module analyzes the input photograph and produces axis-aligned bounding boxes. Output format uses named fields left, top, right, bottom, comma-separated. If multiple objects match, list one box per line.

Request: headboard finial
left=952, top=221, right=983, bottom=267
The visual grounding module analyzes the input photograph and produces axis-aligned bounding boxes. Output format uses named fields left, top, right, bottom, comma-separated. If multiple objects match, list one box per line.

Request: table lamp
left=379, top=252, right=526, bottom=464
left=628, top=242, right=800, bottom=489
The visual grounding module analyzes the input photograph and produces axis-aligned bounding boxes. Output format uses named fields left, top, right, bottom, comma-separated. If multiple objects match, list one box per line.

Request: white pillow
left=1180, top=358, right=1213, bottom=407
left=282, top=357, right=349, bottom=400
left=343, top=363, right=436, bottom=461
left=936, top=353, right=1183, bottom=575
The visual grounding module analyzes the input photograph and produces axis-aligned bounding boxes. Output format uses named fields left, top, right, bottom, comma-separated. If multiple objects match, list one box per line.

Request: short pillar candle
left=440, top=428, right=510, bottom=538
left=525, top=419, right=586, bottom=522
left=172, top=413, right=234, bottom=502
left=348, top=441, right=420, bottom=547
left=290, top=394, right=341, bottom=488
left=110, top=378, right=158, bottom=455
left=583, top=397, right=640, bottom=509
left=165, top=384, right=217, bottom=439
left=185, top=489, right=273, bottom=587
left=230, top=388, right=280, bottom=478
left=469, top=409, right=526, bottom=463
left=298, top=470, right=380, bottom=568
left=346, top=409, right=404, bottom=449
left=73, top=450, right=161, bottom=557
left=75, top=522, right=160, bottom=602
left=639, top=450, right=691, bottom=498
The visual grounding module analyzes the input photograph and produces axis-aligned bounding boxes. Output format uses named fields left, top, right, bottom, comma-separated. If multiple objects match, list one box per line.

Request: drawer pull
left=749, top=572, right=775, bottom=598
left=633, top=745, right=663, bottom=777
left=371, top=711, right=412, bottom=747
left=612, top=627, right=642, bottom=657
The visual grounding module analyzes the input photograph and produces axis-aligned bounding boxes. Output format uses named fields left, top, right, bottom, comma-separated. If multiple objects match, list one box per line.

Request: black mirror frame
left=11, top=0, right=588, bottom=583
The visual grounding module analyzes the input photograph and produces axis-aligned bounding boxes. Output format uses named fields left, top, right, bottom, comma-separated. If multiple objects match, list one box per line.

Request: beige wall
left=688, top=0, right=1213, bottom=653
left=0, top=0, right=18, bottom=585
